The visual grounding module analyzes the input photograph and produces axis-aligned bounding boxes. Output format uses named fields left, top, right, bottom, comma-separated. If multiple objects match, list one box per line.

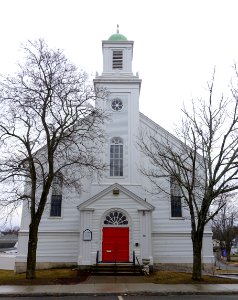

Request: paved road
left=1, top=296, right=238, bottom=300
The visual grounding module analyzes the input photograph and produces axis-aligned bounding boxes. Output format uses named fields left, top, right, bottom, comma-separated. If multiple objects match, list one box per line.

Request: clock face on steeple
left=111, top=98, right=123, bottom=111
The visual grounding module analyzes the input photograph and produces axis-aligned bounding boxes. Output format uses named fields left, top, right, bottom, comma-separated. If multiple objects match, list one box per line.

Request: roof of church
left=108, top=33, right=127, bottom=41
left=108, top=25, right=127, bottom=41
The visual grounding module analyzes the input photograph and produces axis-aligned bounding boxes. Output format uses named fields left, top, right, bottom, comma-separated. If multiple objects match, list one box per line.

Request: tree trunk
left=192, top=235, right=203, bottom=281
left=26, top=221, right=39, bottom=279
left=226, top=245, right=231, bottom=262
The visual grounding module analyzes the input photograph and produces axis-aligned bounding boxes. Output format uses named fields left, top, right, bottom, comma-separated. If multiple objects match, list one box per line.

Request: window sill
left=48, top=216, right=63, bottom=219
left=169, top=217, right=185, bottom=220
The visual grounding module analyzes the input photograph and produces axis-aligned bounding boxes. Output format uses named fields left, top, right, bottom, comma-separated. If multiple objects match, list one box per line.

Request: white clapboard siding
left=17, top=232, right=79, bottom=263
left=152, top=233, right=193, bottom=263
left=15, top=34, right=214, bottom=270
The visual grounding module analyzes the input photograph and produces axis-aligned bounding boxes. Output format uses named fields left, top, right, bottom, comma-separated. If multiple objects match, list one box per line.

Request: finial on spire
left=117, top=24, right=119, bottom=34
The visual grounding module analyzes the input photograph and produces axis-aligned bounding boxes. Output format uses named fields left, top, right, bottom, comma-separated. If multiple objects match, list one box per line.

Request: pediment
left=77, top=183, right=154, bottom=211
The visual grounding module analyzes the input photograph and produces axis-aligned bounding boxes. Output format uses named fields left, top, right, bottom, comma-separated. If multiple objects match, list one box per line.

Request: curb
left=1, top=291, right=238, bottom=297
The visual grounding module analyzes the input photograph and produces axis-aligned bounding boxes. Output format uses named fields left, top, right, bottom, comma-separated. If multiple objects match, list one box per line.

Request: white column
left=139, top=210, right=153, bottom=263
left=78, top=209, right=94, bottom=265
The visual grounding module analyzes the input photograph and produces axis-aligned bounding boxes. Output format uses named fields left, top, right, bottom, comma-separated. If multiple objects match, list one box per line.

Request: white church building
left=15, top=30, right=213, bottom=272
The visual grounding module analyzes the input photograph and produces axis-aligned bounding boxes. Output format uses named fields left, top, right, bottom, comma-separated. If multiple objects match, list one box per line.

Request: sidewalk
left=0, top=276, right=238, bottom=297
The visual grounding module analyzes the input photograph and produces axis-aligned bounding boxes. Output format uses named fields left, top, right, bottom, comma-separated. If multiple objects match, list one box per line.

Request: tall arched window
left=170, top=176, right=182, bottom=218
left=50, top=173, right=63, bottom=217
left=110, top=137, right=123, bottom=176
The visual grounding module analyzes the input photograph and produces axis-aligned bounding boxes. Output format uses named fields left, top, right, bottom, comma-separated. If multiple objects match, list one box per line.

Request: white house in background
left=15, top=30, right=213, bottom=272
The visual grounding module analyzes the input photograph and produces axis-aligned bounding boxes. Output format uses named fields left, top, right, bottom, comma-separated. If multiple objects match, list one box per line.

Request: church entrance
left=102, top=227, right=129, bottom=262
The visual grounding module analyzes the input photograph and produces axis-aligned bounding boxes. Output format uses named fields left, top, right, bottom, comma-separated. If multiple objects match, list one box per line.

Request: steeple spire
left=117, top=24, right=119, bottom=34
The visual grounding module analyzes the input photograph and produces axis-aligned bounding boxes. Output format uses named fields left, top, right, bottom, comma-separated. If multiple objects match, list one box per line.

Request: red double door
left=102, top=227, right=129, bottom=262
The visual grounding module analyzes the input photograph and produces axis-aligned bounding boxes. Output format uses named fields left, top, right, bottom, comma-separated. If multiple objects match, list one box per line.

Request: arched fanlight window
left=104, top=210, right=128, bottom=225
left=111, top=137, right=123, bottom=144
left=110, top=137, right=123, bottom=177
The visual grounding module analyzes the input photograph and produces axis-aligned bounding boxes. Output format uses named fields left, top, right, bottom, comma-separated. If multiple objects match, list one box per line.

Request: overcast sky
left=1, top=0, right=238, bottom=131
left=1, top=0, right=238, bottom=226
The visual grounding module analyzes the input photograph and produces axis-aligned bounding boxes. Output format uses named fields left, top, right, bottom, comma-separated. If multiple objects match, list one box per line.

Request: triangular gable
left=139, top=112, right=203, bottom=159
left=139, top=112, right=181, bottom=145
left=77, top=183, right=155, bottom=211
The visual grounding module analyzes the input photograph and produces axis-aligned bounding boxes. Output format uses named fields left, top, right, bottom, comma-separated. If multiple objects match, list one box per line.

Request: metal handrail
left=136, top=256, right=144, bottom=274
left=96, top=250, right=99, bottom=265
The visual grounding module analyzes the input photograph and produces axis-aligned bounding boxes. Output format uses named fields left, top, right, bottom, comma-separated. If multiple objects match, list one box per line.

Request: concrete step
left=91, top=263, right=143, bottom=276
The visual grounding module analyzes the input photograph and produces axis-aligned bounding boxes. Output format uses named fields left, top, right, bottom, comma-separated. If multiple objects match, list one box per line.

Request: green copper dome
left=108, top=33, right=127, bottom=41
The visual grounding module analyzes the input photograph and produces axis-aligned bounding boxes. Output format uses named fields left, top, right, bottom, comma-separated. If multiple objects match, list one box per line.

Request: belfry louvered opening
left=112, top=50, right=123, bottom=69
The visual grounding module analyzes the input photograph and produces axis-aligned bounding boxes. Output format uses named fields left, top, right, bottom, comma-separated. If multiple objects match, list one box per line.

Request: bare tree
left=212, top=201, right=238, bottom=261
left=138, top=71, right=238, bottom=280
left=0, top=39, right=107, bottom=279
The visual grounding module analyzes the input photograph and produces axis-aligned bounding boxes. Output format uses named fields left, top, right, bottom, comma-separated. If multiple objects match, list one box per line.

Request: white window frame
left=170, top=177, right=182, bottom=218
left=110, top=137, right=123, bottom=177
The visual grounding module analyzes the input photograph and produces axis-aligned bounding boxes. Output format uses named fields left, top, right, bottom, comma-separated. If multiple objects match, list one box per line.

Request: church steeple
left=99, top=28, right=135, bottom=77
left=94, top=31, right=141, bottom=185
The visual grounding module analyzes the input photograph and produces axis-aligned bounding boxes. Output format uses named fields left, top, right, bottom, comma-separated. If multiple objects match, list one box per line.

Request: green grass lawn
left=0, top=268, right=83, bottom=285
left=146, top=271, right=238, bottom=284
left=230, top=255, right=238, bottom=262
left=0, top=268, right=237, bottom=285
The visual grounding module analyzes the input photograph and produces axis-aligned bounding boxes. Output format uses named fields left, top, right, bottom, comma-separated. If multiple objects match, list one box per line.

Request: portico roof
left=77, top=183, right=155, bottom=211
